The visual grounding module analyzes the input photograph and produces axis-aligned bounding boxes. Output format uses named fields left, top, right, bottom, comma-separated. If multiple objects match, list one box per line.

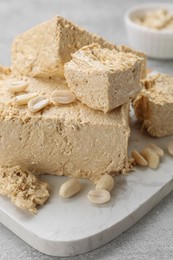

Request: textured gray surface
left=0, top=0, right=173, bottom=259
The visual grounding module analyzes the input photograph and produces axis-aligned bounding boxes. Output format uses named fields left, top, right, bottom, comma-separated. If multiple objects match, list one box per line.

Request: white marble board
left=0, top=115, right=173, bottom=257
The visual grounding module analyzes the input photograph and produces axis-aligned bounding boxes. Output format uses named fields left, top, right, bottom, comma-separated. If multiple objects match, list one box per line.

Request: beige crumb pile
left=134, top=9, right=173, bottom=30
left=0, top=166, right=49, bottom=214
left=133, top=73, right=173, bottom=137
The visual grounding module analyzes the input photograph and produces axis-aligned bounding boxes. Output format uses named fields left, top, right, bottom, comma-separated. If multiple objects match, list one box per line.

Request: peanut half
left=96, top=174, right=114, bottom=192
left=8, top=80, right=28, bottom=93
left=28, top=96, right=49, bottom=113
left=167, top=141, right=173, bottom=156
left=51, top=90, right=76, bottom=105
left=146, top=143, right=164, bottom=157
left=87, top=189, right=110, bottom=204
left=59, top=178, right=81, bottom=198
left=131, top=150, right=148, bottom=166
left=140, top=148, right=160, bottom=169
left=13, top=92, right=38, bottom=105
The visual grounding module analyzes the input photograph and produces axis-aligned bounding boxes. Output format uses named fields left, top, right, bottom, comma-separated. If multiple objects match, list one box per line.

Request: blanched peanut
left=28, top=96, right=49, bottom=113
left=87, top=189, right=110, bottom=204
left=59, top=178, right=81, bottom=198
left=131, top=150, right=148, bottom=166
left=13, top=92, right=37, bottom=105
left=8, top=80, right=28, bottom=93
left=146, top=143, right=164, bottom=157
left=140, top=148, right=160, bottom=169
left=51, top=90, right=76, bottom=105
left=96, top=174, right=114, bottom=192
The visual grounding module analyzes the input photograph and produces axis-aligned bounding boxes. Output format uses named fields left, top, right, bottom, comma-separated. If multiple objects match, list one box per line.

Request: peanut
left=140, top=148, right=159, bottom=169
left=8, top=80, right=28, bottom=93
left=87, top=189, right=110, bottom=204
left=96, top=174, right=114, bottom=192
left=146, top=143, right=164, bottom=157
left=59, top=178, right=81, bottom=198
left=28, top=96, right=49, bottom=113
left=51, top=90, right=76, bottom=105
left=131, top=150, right=148, bottom=166
left=13, top=92, right=37, bottom=105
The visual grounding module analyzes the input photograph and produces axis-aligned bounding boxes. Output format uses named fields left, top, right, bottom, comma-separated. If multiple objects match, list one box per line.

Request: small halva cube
left=133, top=73, right=173, bottom=137
left=65, top=44, right=143, bottom=112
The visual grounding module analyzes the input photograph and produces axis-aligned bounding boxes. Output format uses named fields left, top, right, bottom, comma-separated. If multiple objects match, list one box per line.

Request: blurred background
left=0, top=0, right=173, bottom=259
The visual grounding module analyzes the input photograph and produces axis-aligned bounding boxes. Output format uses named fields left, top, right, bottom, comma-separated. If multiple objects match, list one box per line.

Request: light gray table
left=0, top=0, right=173, bottom=259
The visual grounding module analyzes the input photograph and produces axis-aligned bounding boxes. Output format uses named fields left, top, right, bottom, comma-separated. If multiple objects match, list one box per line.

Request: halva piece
left=11, top=16, right=115, bottom=78
left=133, top=73, right=173, bottom=137
left=0, top=69, right=130, bottom=181
left=0, top=165, right=49, bottom=214
left=11, top=16, right=146, bottom=79
left=65, top=44, right=143, bottom=112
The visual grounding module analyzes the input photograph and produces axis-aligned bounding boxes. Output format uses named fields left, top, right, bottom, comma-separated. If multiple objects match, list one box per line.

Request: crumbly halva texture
left=0, top=165, right=49, bottom=214
left=134, top=9, right=173, bottom=30
left=117, top=45, right=147, bottom=79
left=11, top=16, right=115, bottom=78
left=133, top=73, right=173, bottom=137
left=65, top=44, right=143, bottom=112
left=11, top=16, right=146, bottom=79
left=0, top=68, right=130, bottom=181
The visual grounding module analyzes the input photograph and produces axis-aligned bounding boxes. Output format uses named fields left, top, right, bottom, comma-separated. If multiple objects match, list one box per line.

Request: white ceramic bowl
left=125, top=3, right=173, bottom=59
